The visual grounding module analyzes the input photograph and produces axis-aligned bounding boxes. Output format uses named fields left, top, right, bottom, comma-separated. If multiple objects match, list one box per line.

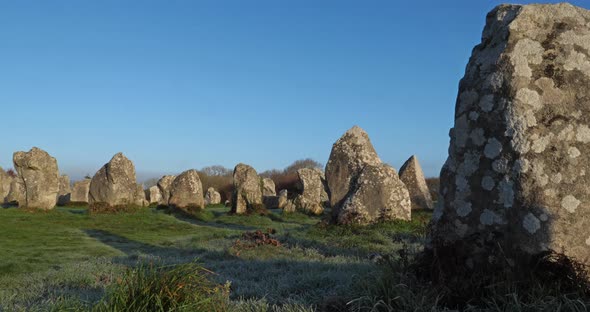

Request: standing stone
left=71, top=179, right=91, bottom=203
left=399, top=155, right=434, bottom=210
left=204, top=187, right=221, bottom=205
left=157, top=175, right=176, bottom=206
left=88, top=153, right=138, bottom=210
left=278, top=189, right=288, bottom=209
left=148, top=186, right=162, bottom=205
left=13, top=147, right=59, bottom=210
left=0, top=168, right=11, bottom=203
left=6, top=178, right=24, bottom=205
left=168, top=170, right=204, bottom=212
left=317, top=169, right=330, bottom=205
left=325, top=126, right=410, bottom=224
left=134, top=185, right=149, bottom=207
left=57, top=175, right=71, bottom=206
left=262, top=178, right=276, bottom=196
left=293, top=168, right=325, bottom=215
left=430, top=3, right=590, bottom=271
left=231, top=164, right=264, bottom=214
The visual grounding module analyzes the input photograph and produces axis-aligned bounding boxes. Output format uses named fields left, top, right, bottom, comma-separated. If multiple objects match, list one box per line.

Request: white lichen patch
left=455, top=199, right=472, bottom=217
left=478, top=94, right=495, bottom=112
left=532, top=160, right=549, bottom=187
left=539, top=213, right=548, bottom=222
left=458, top=90, right=479, bottom=113
left=455, top=175, right=469, bottom=193
left=530, top=133, right=553, bottom=153
left=480, top=209, right=502, bottom=225
left=563, top=50, right=590, bottom=76
left=586, top=236, right=590, bottom=246
left=469, top=111, right=479, bottom=121
left=562, top=195, right=581, bottom=213
left=551, top=173, right=563, bottom=184
left=515, top=88, right=542, bottom=110
left=498, top=178, right=514, bottom=208
left=470, top=128, right=486, bottom=146
left=510, top=39, right=544, bottom=79
left=505, top=106, right=531, bottom=154
left=481, top=176, right=495, bottom=191
left=568, top=146, right=581, bottom=158
left=557, top=124, right=575, bottom=141
left=453, top=115, right=469, bottom=149
left=492, top=158, right=509, bottom=174
left=544, top=188, right=557, bottom=198
left=577, top=125, right=590, bottom=143
left=457, top=152, right=481, bottom=177
left=483, top=72, right=504, bottom=91
left=513, top=158, right=530, bottom=174
left=523, top=213, right=541, bottom=234
left=558, top=30, right=590, bottom=52
left=484, top=138, right=503, bottom=159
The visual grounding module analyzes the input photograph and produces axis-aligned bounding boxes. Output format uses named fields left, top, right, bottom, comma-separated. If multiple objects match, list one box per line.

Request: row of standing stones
left=0, top=125, right=433, bottom=221
left=1, top=2, right=587, bottom=273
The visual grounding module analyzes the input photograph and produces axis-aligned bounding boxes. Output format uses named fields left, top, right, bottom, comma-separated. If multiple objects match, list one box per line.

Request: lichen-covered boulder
left=431, top=3, right=590, bottom=270
left=399, top=155, right=434, bottom=210
left=71, top=179, right=91, bottom=203
left=231, top=164, right=264, bottom=214
left=293, top=168, right=325, bottom=215
left=88, top=153, right=138, bottom=210
left=169, top=170, right=204, bottom=212
left=6, top=178, right=24, bottom=205
left=148, top=186, right=162, bottom=204
left=57, top=175, right=71, bottom=206
left=13, top=147, right=59, bottom=210
left=205, top=187, right=221, bottom=205
left=326, top=126, right=409, bottom=224
left=278, top=189, right=288, bottom=209
left=157, top=175, right=176, bottom=206
left=262, top=178, right=276, bottom=196
left=325, top=126, right=381, bottom=210
left=0, top=168, right=11, bottom=203
left=338, top=164, right=411, bottom=224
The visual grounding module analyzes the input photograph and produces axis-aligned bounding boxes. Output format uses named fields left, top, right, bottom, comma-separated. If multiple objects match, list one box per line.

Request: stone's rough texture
left=88, top=153, right=138, bottom=209
left=13, top=147, right=60, bottom=210
left=325, top=126, right=381, bottom=210
left=134, top=185, right=149, bottom=207
left=6, top=178, right=25, bottom=204
left=156, top=175, right=176, bottom=206
left=71, top=179, right=91, bottom=203
left=431, top=3, right=590, bottom=270
left=57, top=175, right=71, bottom=206
left=293, top=168, right=325, bottom=215
left=262, top=178, right=276, bottom=196
left=169, top=170, right=204, bottom=211
left=205, top=187, right=221, bottom=205
left=0, top=168, right=11, bottom=203
left=278, top=189, right=289, bottom=209
left=399, top=155, right=434, bottom=210
left=148, top=186, right=162, bottom=204
left=231, top=164, right=264, bottom=214
left=326, top=126, right=410, bottom=224
left=338, top=164, right=411, bottom=224
left=318, top=170, right=330, bottom=204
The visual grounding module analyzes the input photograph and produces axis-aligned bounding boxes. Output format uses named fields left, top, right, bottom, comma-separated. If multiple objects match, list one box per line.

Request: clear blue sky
left=1, top=0, right=588, bottom=181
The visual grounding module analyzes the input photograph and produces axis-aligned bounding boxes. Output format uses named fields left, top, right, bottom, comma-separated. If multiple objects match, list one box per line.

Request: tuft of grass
left=95, top=262, right=230, bottom=312
left=88, top=202, right=142, bottom=214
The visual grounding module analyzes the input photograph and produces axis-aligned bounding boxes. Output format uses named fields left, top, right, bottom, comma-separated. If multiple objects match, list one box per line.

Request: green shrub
left=95, top=262, right=230, bottom=312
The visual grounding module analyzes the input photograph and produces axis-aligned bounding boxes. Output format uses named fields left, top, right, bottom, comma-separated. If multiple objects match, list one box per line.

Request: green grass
left=0, top=205, right=428, bottom=311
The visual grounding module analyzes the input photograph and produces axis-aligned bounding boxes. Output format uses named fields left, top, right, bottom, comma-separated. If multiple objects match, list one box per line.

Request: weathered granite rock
left=0, top=168, right=11, bottom=203
left=57, top=175, right=71, bottom=206
left=325, top=126, right=410, bottom=224
left=169, top=170, right=204, bottom=212
left=205, top=187, right=221, bottom=205
left=317, top=170, right=330, bottom=204
left=231, top=164, right=264, bottom=214
left=6, top=178, right=24, bottom=205
left=71, top=179, right=91, bottom=203
left=399, top=155, right=434, bottom=210
left=88, top=153, right=138, bottom=210
left=293, top=168, right=325, bottom=215
left=262, top=178, right=276, bottom=196
left=13, top=147, right=59, bottom=210
left=325, top=126, right=381, bottom=210
left=278, top=189, right=288, bottom=209
left=430, top=3, right=590, bottom=270
left=148, top=186, right=162, bottom=204
left=134, top=185, right=149, bottom=207
left=157, top=175, right=176, bottom=206
left=338, top=164, right=411, bottom=224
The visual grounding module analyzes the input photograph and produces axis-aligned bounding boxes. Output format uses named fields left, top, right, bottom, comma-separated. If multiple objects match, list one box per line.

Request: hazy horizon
left=2, top=0, right=588, bottom=182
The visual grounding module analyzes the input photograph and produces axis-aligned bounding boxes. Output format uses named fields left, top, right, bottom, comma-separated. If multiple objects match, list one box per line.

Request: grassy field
left=0, top=205, right=430, bottom=311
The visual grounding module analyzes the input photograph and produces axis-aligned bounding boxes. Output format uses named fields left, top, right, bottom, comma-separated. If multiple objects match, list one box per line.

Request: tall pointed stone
left=231, top=164, right=264, bottom=214
left=157, top=175, right=176, bottom=206
left=430, top=3, right=590, bottom=271
left=399, top=155, right=434, bottom=210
